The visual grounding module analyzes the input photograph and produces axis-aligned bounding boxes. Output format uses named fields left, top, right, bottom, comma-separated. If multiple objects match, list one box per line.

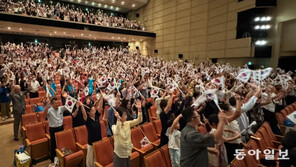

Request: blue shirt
left=43, top=83, right=57, bottom=97
left=0, top=87, right=11, bottom=103
left=106, top=107, right=115, bottom=136
left=88, top=79, right=95, bottom=95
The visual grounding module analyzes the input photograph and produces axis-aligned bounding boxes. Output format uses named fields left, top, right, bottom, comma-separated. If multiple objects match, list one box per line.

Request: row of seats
left=276, top=101, right=296, bottom=130
left=229, top=122, right=284, bottom=167
left=143, top=145, right=172, bottom=167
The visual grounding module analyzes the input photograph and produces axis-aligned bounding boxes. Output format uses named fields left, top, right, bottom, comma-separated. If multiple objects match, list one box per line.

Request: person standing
left=9, top=85, right=29, bottom=141
left=43, top=97, right=67, bottom=162
left=112, top=99, right=143, bottom=167
left=0, top=80, right=11, bottom=121
left=80, top=96, right=103, bottom=167
left=180, top=106, right=227, bottom=167
left=29, top=76, right=40, bottom=98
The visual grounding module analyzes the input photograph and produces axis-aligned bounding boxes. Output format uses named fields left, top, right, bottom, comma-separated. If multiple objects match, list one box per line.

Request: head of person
left=85, top=103, right=96, bottom=118
left=208, top=114, right=219, bottom=129
left=182, top=106, right=201, bottom=126
left=47, top=80, right=52, bottom=85
left=50, top=97, right=60, bottom=110
left=115, top=107, right=128, bottom=123
left=168, top=114, right=179, bottom=130
left=160, top=99, right=168, bottom=111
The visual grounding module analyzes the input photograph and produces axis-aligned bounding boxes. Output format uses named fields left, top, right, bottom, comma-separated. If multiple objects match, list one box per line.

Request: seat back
left=153, top=119, right=162, bottom=135
left=26, top=122, right=46, bottom=142
left=160, top=145, right=172, bottom=167
left=148, top=106, right=157, bottom=121
left=144, top=150, right=167, bottom=167
left=30, top=97, right=41, bottom=105
left=44, top=121, right=49, bottom=134
left=131, top=127, right=145, bottom=149
left=25, top=105, right=33, bottom=114
left=22, top=113, right=38, bottom=127
left=100, top=121, right=107, bottom=138
left=55, top=129, right=77, bottom=152
left=93, top=138, right=114, bottom=166
left=141, top=122, right=158, bottom=142
left=261, top=122, right=277, bottom=141
left=275, top=112, right=285, bottom=125
left=39, top=91, right=46, bottom=98
left=37, top=111, right=46, bottom=122
left=74, top=125, right=88, bottom=146
left=63, top=116, right=73, bottom=130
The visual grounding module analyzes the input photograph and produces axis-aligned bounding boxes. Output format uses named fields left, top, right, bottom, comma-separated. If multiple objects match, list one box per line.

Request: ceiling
left=61, top=0, right=148, bottom=13
left=0, top=21, right=152, bottom=42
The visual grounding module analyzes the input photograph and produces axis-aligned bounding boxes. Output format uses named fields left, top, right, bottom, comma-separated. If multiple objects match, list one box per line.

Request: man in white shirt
left=44, top=97, right=67, bottom=162
left=29, top=76, right=40, bottom=98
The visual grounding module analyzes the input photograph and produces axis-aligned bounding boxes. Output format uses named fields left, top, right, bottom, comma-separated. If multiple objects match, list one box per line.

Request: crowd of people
left=0, top=0, right=145, bottom=31
left=0, top=41, right=296, bottom=167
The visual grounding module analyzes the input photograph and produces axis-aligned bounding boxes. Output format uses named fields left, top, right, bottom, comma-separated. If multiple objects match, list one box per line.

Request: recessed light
left=85, top=1, right=88, bottom=4
left=19, top=28, right=22, bottom=31
left=104, top=4, right=108, bottom=8
left=54, top=31, right=57, bottom=34
left=132, top=4, right=136, bottom=8
left=110, top=6, right=114, bottom=9
left=63, top=32, right=66, bottom=34
left=112, top=0, right=115, bottom=3
left=50, top=34, right=52, bottom=36
left=123, top=38, right=126, bottom=40
left=121, top=1, right=125, bottom=5
left=8, top=27, right=11, bottom=30
left=81, top=34, right=84, bottom=36
left=98, top=3, right=101, bottom=7
left=112, top=37, right=114, bottom=39
left=89, top=34, right=91, bottom=37
left=116, top=7, right=119, bottom=11
left=92, top=2, right=95, bottom=5
left=77, top=0, right=81, bottom=2
left=118, top=37, right=120, bottom=39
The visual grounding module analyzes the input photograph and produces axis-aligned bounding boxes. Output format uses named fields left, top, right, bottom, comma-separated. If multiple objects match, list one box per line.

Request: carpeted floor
left=0, top=123, right=51, bottom=167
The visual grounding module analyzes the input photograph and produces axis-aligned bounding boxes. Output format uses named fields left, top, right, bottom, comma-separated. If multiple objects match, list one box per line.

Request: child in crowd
left=166, top=114, right=182, bottom=167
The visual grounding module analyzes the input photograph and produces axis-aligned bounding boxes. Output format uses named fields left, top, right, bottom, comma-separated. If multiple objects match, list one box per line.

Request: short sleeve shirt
left=47, top=106, right=67, bottom=128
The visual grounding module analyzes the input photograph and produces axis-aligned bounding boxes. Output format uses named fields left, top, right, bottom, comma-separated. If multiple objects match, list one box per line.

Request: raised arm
left=213, top=111, right=227, bottom=143
left=227, top=95, right=242, bottom=122
left=169, top=114, right=182, bottom=134
left=164, top=94, right=175, bottom=114
left=128, top=99, right=143, bottom=128
left=78, top=101, right=88, bottom=121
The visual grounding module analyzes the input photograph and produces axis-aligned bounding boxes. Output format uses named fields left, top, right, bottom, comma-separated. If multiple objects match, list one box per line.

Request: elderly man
left=9, top=85, right=30, bottom=141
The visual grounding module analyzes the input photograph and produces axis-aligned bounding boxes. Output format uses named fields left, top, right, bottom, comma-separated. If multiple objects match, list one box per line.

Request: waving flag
left=103, top=94, right=116, bottom=107
left=205, top=89, right=218, bottom=101
left=141, top=67, right=150, bottom=76
left=236, top=69, right=252, bottom=83
left=260, top=67, right=273, bottom=80
left=191, top=94, right=207, bottom=107
left=150, top=87, right=160, bottom=98
left=83, top=86, right=89, bottom=96
left=211, top=76, right=224, bottom=88
left=65, top=96, right=77, bottom=113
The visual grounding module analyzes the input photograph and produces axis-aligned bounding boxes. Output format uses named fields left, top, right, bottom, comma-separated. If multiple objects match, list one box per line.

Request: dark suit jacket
left=9, top=89, right=29, bottom=114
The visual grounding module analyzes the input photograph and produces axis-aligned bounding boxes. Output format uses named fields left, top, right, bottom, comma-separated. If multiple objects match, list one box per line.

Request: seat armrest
left=56, top=149, right=65, bottom=158
left=251, top=135, right=261, bottom=141
left=133, top=147, right=145, bottom=155
left=45, top=134, right=51, bottom=140
left=95, top=162, right=103, bottom=167
left=151, top=142, right=159, bottom=147
left=76, top=142, right=86, bottom=153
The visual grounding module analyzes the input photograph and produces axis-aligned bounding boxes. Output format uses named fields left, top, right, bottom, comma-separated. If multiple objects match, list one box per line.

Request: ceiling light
left=110, top=6, right=114, bottom=9
left=112, top=0, right=115, bottom=3
left=50, top=34, right=52, bottom=36
left=254, top=25, right=260, bottom=30
left=265, top=25, right=271, bottom=29
left=265, top=16, right=271, bottom=21
left=121, top=1, right=125, bottom=5
left=70, top=0, right=73, bottom=2
left=116, top=7, right=119, bottom=11
left=132, top=4, right=136, bottom=8
left=8, top=27, right=11, bottom=30
left=254, top=17, right=260, bottom=22
left=85, top=1, right=88, bottom=4
left=112, top=37, right=114, bottom=39
left=19, top=28, right=22, bottom=31
left=78, top=0, right=81, bottom=2
left=92, top=2, right=95, bottom=5
left=54, top=31, right=57, bottom=34
left=94, top=38, right=96, bottom=40
left=261, top=17, right=266, bottom=21
left=118, top=37, right=120, bottom=39
left=89, top=34, right=91, bottom=37
left=63, top=32, right=66, bottom=34
left=81, top=33, right=84, bottom=36
left=98, top=3, right=101, bottom=7
left=260, top=25, right=266, bottom=29
left=104, top=4, right=108, bottom=8
left=123, top=37, right=126, bottom=40
left=255, top=40, right=267, bottom=46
